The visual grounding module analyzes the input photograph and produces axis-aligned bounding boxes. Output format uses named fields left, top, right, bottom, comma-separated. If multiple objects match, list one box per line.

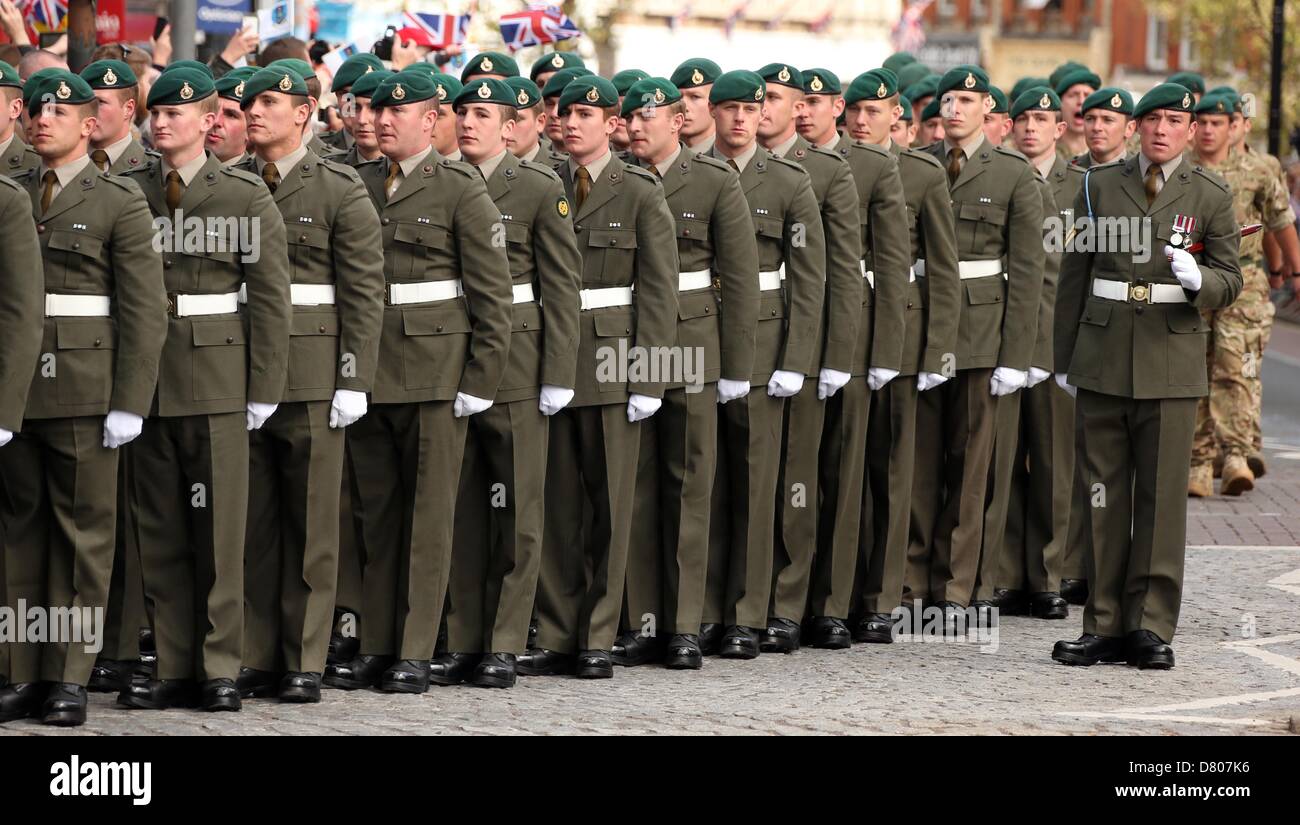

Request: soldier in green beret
left=1055, top=67, right=1101, bottom=159
left=905, top=73, right=940, bottom=127
left=1074, top=87, right=1135, bottom=168
left=420, top=72, right=465, bottom=161
left=883, top=52, right=916, bottom=73
left=503, top=76, right=551, bottom=163
left=1052, top=82, right=1242, bottom=670
left=916, top=94, right=944, bottom=146
left=614, top=77, right=760, bottom=668
left=692, top=70, right=825, bottom=658
left=840, top=68, right=960, bottom=643
left=907, top=65, right=1045, bottom=624
left=984, top=85, right=1012, bottom=147
left=0, top=69, right=166, bottom=726
left=462, top=51, right=519, bottom=82
left=324, top=53, right=386, bottom=154
left=1047, top=60, right=1088, bottom=92
left=323, top=69, right=514, bottom=694
left=162, top=59, right=215, bottom=79
left=750, top=62, right=862, bottom=651
left=336, top=69, right=392, bottom=168
left=1011, top=76, right=1049, bottom=105
left=670, top=58, right=722, bottom=153
left=610, top=69, right=649, bottom=153
left=1167, top=71, right=1205, bottom=102
left=436, top=78, right=581, bottom=687
left=0, top=61, right=39, bottom=178
left=978, top=86, right=1083, bottom=620
left=518, top=75, right=679, bottom=679
left=531, top=50, right=584, bottom=89
left=892, top=93, right=916, bottom=146
left=81, top=60, right=151, bottom=173
left=227, top=65, right=385, bottom=704
left=895, top=62, right=932, bottom=98
left=264, top=58, right=342, bottom=160
left=539, top=67, right=592, bottom=164
left=111, top=67, right=291, bottom=713
left=209, top=66, right=259, bottom=166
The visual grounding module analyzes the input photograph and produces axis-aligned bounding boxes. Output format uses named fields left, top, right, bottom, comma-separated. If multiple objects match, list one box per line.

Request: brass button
left=37, top=224, right=45, bottom=233
left=771, top=309, right=777, bottom=317
left=226, top=336, right=234, bottom=344
left=683, top=229, right=691, bottom=236
left=72, top=242, right=80, bottom=250
left=416, top=235, right=423, bottom=243
left=381, top=217, right=391, bottom=226
left=93, top=338, right=102, bottom=347
left=318, top=324, right=327, bottom=333
left=576, top=225, right=583, bottom=232
left=164, top=259, right=173, bottom=268
left=299, top=234, right=308, bottom=243
left=704, top=306, right=710, bottom=313
left=522, top=322, right=528, bottom=328
left=907, top=301, right=914, bottom=308
left=624, top=327, right=630, bottom=334
left=436, top=324, right=443, bottom=332
left=609, top=239, right=617, bottom=246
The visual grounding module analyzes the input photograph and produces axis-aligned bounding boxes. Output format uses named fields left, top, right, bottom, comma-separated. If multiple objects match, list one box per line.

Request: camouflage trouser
left=1191, top=300, right=1273, bottom=465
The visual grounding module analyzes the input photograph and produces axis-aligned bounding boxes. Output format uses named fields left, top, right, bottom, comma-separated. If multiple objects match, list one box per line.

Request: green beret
left=265, top=58, right=314, bottom=82
left=612, top=69, right=651, bottom=96
left=1010, top=86, right=1061, bottom=120
left=347, top=69, right=393, bottom=101
left=1133, top=82, right=1195, bottom=119
left=146, top=67, right=216, bottom=108
left=215, top=66, right=259, bottom=102
left=756, top=63, right=804, bottom=90
left=531, top=51, right=585, bottom=82
left=1207, top=85, right=1238, bottom=98
left=709, top=70, right=766, bottom=105
left=454, top=78, right=515, bottom=110
left=904, top=73, right=939, bottom=103
left=670, top=58, right=722, bottom=90
left=1166, top=71, right=1205, bottom=95
left=882, top=52, right=916, bottom=73
left=895, top=62, right=931, bottom=93
left=0, top=60, right=19, bottom=88
left=1010, top=76, right=1048, bottom=104
left=1054, top=68, right=1101, bottom=97
left=236, top=67, right=307, bottom=109
left=802, top=68, right=841, bottom=96
left=370, top=71, right=438, bottom=108
left=81, top=59, right=137, bottom=90
left=1048, top=61, right=1089, bottom=91
left=542, top=66, right=593, bottom=99
left=921, top=96, right=942, bottom=121
left=1194, top=92, right=1239, bottom=116
left=989, top=86, right=1008, bottom=114
left=23, top=69, right=94, bottom=117
left=620, top=77, right=682, bottom=118
left=558, top=76, right=618, bottom=112
left=429, top=73, right=462, bottom=105
left=504, top=76, right=543, bottom=109
left=1082, top=86, right=1134, bottom=116
left=462, top=51, right=518, bottom=81
left=331, top=53, right=385, bottom=93
left=162, top=60, right=214, bottom=79
left=845, top=70, right=899, bottom=106
left=898, top=95, right=913, bottom=121
left=937, top=65, right=990, bottom=96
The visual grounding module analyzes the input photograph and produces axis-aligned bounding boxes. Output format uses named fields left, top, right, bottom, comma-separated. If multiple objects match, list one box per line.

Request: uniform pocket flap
left=290, top=312, right=340, bottom=336
left=676, top=218, right=709, bottom=242
left=511, top=302, right=543, bottom=332
left=1079, top=300, right=1113, bottom=327
left=592, top=310, right=633, bottom=337
left=47, top=229, right=104, bottom=258
left=958, top=201, right=1008, bottom=226
left=965, top=278, right=1005, bottom=306
left=394, top=222, right=449, bottom=249
left=754, top=218, right=783, bottom=240
left=678, top=293, right=718, bottom=320
left=191, top=319, right=247, bottom=347
left=402, top=306, right=471, bottom=336
left=758, top=292, right=787, bottom=321
left=1166, top=307, right=1206, bottom=333
left=56, top=319, right=116, bottom=349
left=588, top=229, right=638, bottom=250
left=504, top=220, right=531, bottom=245
left=289, top=224, right=331, bottom=249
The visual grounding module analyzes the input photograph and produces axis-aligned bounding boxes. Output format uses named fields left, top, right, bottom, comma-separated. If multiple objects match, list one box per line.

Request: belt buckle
left=383, top=285, right=394, bottom=307
left=1128, top=282, right=1152, bottom=303
left=166, top=293, right=178, bottom=316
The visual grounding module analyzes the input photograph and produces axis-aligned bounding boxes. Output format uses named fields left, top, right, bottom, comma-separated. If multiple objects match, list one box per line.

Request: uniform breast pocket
left=401, top=304, right=471, bottom=390
left=393, top=221, right=451, bottom=280
left=957, top=201, right=1007, bottom=256
left=676, top=217, right=710, bottom=247
left=55, top=318, right=116, bottom=407
left=288, top=223, right=331, bottom=278
left=288, top=311, right=340, bottom=391
left=587, top=229, right=637, bottom=284
left=1070, top=298, right=1112, bottom=379
left=193, top=247, right=241, bottom=290
left=1166, top=305, right=1208, bottom=386
left=190, top=319, right=247, bottom=402
left=45, top=229, right=105, bottom=289
left=753, top=217, right=784, bottom=262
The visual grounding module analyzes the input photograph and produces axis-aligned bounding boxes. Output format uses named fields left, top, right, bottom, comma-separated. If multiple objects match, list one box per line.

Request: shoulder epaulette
left=1191, top=164, right=1231, bottom=193
left=901, top=147, right=944, bottom=169
left=518, top=158, right=562, bottom=182
left=621, top=163, right=660, bottom=184
left=218, top=165, right=265, bottom=186
left=993, top=144, right=1031, bottom=164
left=690, top=152, right=732, bottom=173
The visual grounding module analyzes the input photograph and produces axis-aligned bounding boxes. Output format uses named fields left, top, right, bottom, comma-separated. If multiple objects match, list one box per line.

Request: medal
left=1171, top=214, right=1196, bottom=248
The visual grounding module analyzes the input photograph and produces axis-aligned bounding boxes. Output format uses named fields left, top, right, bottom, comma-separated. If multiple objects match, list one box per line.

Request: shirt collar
left=475, top=149, right=509, bottom=182
left=101, top=133, right=134, bottom=165
left=40, top=153, right=92, bottom=189
left=769, top=131, right=799, bottom=159
left=444, top=148, right=462, bottom=163
left=815, top=132, right=841, bottom=152
left=688, top=132, right=715, bottom=155
left=1139, top=152, right=1181, bottom=182
left=1034, top=153, right=1056, bottom=180
left=221, top=153, right=246, bottom=167
left=944, top=130, right=985, bottom=160
left=653, top=144, right=683, bottom=178
left=569, top=147, right=612, bottom=183
left=162, top=150, right=210, bottom=187
left=0, top=133, right=13, bottom=158
left=257, top=142, right=308, bottom=177
left=520, top=142, right=541, bottom=163
left=716, top=140, right=758, bottom=173
left=395, top=146, right=435, bottom=180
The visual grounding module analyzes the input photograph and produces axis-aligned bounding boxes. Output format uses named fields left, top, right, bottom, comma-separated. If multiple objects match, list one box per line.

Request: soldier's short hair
left=196, top=92, right=220, bottom=117
left=513, top=101, right=544, bottom=121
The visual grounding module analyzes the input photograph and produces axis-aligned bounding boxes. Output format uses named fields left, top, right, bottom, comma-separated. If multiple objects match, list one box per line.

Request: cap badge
left=754, top=86, right=763, bottom=100
left=1182, top=92, right=1191, bottom=108
left=517, top=88, right=530, bottom=105
left=1111, top=93, right=1122, bottom=108
left=103, top=68, right=118, bottom=86
left=551, top=53, right=565, bottom=68
left=180, top=81, right=194, bottom=100
left=56, top=81, right=71, bottom=99
left=392, top=83, right=407, bottom=100
left=653, top=87, right=666, bottom=104
left=877, top=82, right=888, bottom=98
left=585, top=86, right=600, bottom=103
left=963, top=72, right=976, bottom=89
left=478, top=83, right=492, bottom=99
left=1040, top=92, right=1051, bottom=108
left=481, top=57, right=494, bottom=73
left=810, top=75, right=824, bottom=92
left=234, top=81, right=245, bottom=98
left=778, top=66, right=791, bottom=83
left=691, top=68, right=704, bottom=85
left=278, top=74, right=293, bottom=92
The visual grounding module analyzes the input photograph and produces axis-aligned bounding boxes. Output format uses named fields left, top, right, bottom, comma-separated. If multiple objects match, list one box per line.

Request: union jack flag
left=499, top=4, right=582, bottom=52
left=403, top=11, right=471, bottom=49
left=891, top=0, right=934, bottom=53
left=23, top=0, right=68, bottom=33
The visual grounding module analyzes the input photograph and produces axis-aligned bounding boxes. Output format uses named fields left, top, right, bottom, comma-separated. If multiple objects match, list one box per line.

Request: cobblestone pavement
left=5, top=337, right=1300, bottom=736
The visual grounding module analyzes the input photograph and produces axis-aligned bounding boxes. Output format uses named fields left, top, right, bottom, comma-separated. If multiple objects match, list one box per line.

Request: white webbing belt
left=860, top=260, right=917, bottom=288
left=759, top=264, right=785, bottom=292
left=173, top=292, right=240, bottom=317
left=679, top=269, right=712, bottom=291
left=911, top=258, right=1005, bottom=280
left=579, top=286, right=634, bottom=311
left=44, top=294, right=110, bottom=317
left=512, top=283, right=536, bottom=304
left=389, top=279, right=463, bottom=305
left=1092, top=278, right=1188, bottom=304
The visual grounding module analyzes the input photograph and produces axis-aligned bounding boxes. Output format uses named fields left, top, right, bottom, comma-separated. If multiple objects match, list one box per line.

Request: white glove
left=817, top=368, right=851, bottom=400
left=538, top=384, right=574, bottom=416
left=917, top=371, right=949, bottom=392
left=626, top=393, right=661, bottom=422
left=103, top=410, right=144, bottom=449
left=246, top=402, right=278, bottom=431
left=1165, top=245, right=1202, bottom=292
left=767, top=369, right=804, bottom=398
left=1027, top=367, right=1051, bottom=388
left=329, top=389, right=368, bottom=429
left=990, top=366, right=1028, bottom=397
left=453, top=392, right=493, bottom=418
left=716, top=378, right=750, bottom=405
left=1055, top=373, right=1077, bottom=398
left=867, top=367, right=900, bottom=392
left=0, top=427, right=13, bottom=448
